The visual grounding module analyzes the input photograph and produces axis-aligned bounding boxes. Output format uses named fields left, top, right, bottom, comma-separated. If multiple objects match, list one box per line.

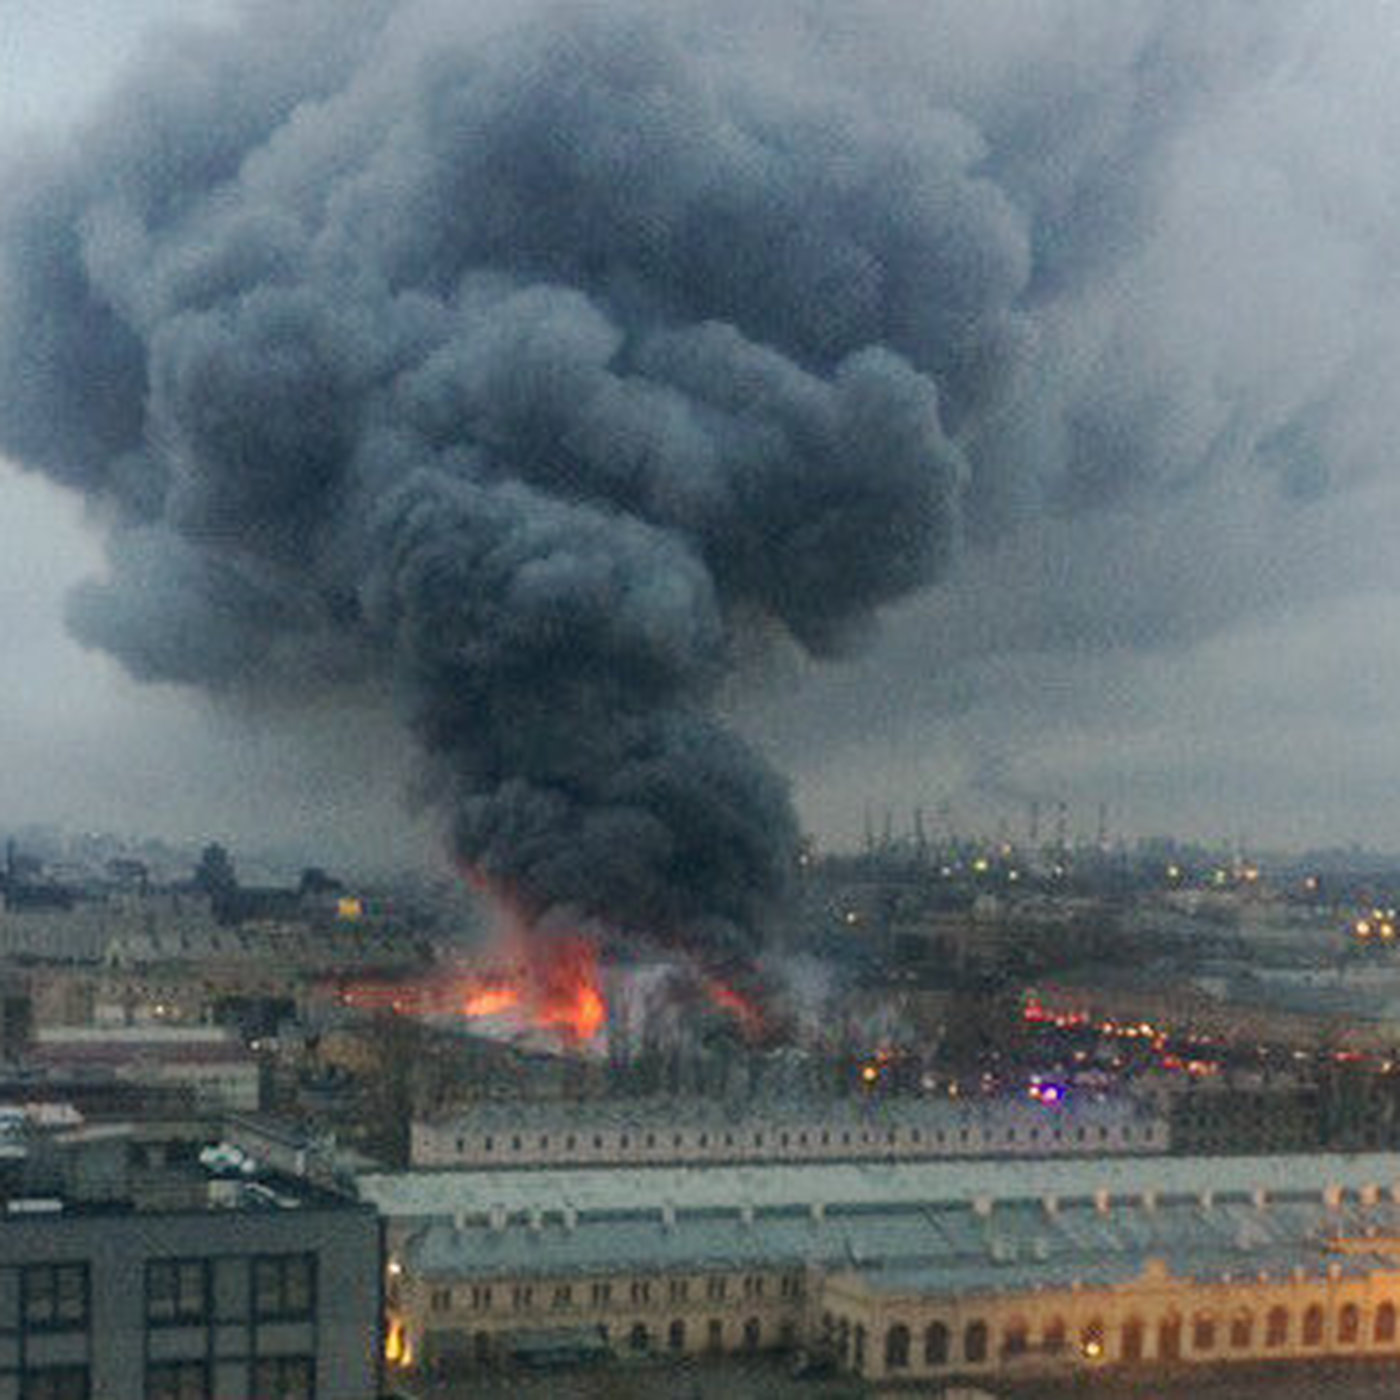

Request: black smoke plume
left=0, top=1, right=1065, bottom=968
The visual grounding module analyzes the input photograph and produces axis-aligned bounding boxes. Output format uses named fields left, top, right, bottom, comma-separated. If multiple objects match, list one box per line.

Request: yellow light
left=861, top=1064, right=880, bottom=1084
left=385, top=1317, right=412, bottom=1368
left=1166, top=864, right=1181, bottom=880
left=1083, top=1337, right=1104, bottom=1359
left=972, top=857, right=989, bottom=873
left=338, top=896, right=364, bottom=921
left=1357, top=921, right=1373, bottom=938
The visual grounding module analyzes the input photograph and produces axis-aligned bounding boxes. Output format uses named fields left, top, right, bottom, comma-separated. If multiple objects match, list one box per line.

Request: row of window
left=0, top=1254, right=316, bottom=1336
left=834, top=1299, right=1400, bottom=1373
left=453, top=1122, right=1141, bottom=1155
left=147, top=1356, right=313, bottom=1400
left=147, top=1254, right=315, bottom=1325
left=428, top=1272, right=803, bottom=1314
left=466, top=1315, right=785, bottom=1360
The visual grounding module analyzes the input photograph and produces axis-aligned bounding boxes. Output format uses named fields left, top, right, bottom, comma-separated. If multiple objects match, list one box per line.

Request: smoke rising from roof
left=3, top=0, right=1393, bottom=925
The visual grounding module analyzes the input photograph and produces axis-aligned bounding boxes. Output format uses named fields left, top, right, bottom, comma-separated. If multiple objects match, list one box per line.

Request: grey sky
left=2, top=0, right=1400, bottom=871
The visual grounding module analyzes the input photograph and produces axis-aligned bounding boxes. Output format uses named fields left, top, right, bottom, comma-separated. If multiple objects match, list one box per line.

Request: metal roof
left=361, top=1150, right=1400, bottom=1225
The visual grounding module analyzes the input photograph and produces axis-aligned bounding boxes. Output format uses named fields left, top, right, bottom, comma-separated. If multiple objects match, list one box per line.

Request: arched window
left=1043, top=1316, right=1067, bottom=1353
left=964, top=1319, right=988, bottom=1364
left=669, top=1319, right=686, bottom=1351
left=1080, top=1320, right=1105, bottom=1360
left=853, top=1324, right=866, bottom=1371
left=1266, top=1306, right=1289, bottom=1348
left=924, top=1321, right=949, bottom=1366
left=743, top=1317, right=761, bottom=1351
left=885, top=1323, right=910, bottom=1370
left=708, top=1318, right=724, bottom=1353
left=1121, top=1317, right=1144, bottom=1362
left=1002, top=1318, right=1029, bottom=1357
left=628, top=1322, right=650, bottom=1352
left=473, top=1331, right=492, bottom=1364
left=1230, top=1311, right=1253, bottom=1350
left=1377, top=1301, right=1397, bottom=1344
left=1339, top=1303, right=1361, bottom=1345
left=1158, top=1313, right=1182, bottom=1361
left=1302, top=1304, right=1324, bottom=1346
left=1192, top=1314, right=1216, bottom=1352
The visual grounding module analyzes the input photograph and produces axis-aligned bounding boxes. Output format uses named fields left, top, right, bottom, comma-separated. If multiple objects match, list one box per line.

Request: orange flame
left=703, top=976, right=766, bottom=1041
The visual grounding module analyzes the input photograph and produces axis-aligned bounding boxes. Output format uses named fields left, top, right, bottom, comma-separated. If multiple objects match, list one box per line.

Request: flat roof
left=361, top=1150, right=1400, bottom=1224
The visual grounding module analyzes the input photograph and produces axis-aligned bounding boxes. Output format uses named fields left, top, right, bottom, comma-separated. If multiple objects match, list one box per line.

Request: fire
left=703, top=976, right=766, bottom=1041
left=462, top=985, right=520, bottom=1018
left=333, top=927, right=607, bottom=1050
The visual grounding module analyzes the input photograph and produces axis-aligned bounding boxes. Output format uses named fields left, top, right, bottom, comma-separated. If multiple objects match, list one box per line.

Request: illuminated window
left=1266, top=1306, right=1289, bottom=1348
left=1192, top=1314, right=1216, bottom=1351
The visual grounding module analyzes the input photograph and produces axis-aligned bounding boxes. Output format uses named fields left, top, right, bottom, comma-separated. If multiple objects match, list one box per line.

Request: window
left=1159, top=1314, right=1182, bottom=1361
left=1121, top=1317, right=1144, bottom=1361
left=510, top=1136, right=521, bottom=1151
left=964, top=1319, right=988, bottom=1363
left=668, top=1279, right=689, bottom=1303
left=669, top=1318, right=686, bottom=1350
left=250, top=1356, right=313, bottom=1400
left=925, top=1321, right=949, bottom=1366
left=252, top=1255, right=315, bottom=1321
left=552, top=1284, right=573, bottom=1309
left=884, top=1323, right=910, bottom=1369
left=743, top=1316, right=761, bottom=1350
left=706, top=1276, right=727, bottom=1301
left=1302, top=1303, right=1324, bottom=1346
left=591, top=1281, right=612, bottom=1306
left=511, top=1285, right=534, bottom=1311
left=1229, top=1311, right=1252, bottom=1349
left=742, top=1275, right=764, bottom=1299
left=1266, top=1306, right=1289, bottom=1348
left=1377, top=1301, right=1396, bottom=1343
left=471, top=1285, right=493, bottom=1311
left=146, top=1361, right=210, bottom=1400
left=707, top=1319, right=724, bottom=1352
left=1042, top=1317, right=1066, bottom=1353
left=630, top=1280, right=650, bottom=1305
left=628, top=1322, right=650, bottom=1351
left=1192, top=1314, right=1216, bottom=1352
left=21, top=1265, right=88, bottom=1330
left=430, top=1288, right=451, bottom=1313
left=779, top=1273, right=803, bottom=1299
left=1002, top=1318, right=1029, bottom=1357
left=18, top=1368, right=89, bottom=1400
left=1339, top=1302, right=1361, bottom=1344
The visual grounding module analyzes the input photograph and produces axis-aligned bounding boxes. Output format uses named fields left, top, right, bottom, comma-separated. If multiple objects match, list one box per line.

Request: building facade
left=410, top=1093, right=1166, bottom=1170
left=374, top=1149, right=1400, bottom=1388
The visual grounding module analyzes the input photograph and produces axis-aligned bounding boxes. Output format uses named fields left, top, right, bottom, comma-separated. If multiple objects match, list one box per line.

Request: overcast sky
left=4, top=0, right=1400, bottom=869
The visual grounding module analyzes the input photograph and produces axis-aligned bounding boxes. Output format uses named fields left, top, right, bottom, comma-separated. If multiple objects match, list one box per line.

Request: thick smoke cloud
left=4, top=0, right=1395, bottom=927
left=0, top=0, right=1002, bottom=964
